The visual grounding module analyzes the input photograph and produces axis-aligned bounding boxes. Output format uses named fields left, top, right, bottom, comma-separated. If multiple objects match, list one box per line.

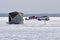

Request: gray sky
left=0, top=0, right=60, bottom=13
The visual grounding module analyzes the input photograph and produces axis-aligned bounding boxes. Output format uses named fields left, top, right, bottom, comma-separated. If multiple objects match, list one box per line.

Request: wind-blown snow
left=0, top=17, right=60, bottom=40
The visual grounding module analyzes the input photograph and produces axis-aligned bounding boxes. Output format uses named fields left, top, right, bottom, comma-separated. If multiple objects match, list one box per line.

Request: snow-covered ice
left=0, top=17, right=60, bottom=27
left=0, top=17, right=60, bottom=40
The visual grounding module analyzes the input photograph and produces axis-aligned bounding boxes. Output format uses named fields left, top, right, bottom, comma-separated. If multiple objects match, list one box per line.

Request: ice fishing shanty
left=9, top=11, right=23, bottom=24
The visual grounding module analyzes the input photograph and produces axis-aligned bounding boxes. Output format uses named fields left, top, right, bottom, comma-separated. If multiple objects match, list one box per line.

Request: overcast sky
left=0, top=0, right=60, bottom=13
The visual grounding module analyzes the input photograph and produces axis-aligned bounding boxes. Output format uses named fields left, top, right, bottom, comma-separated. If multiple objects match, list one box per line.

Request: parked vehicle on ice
left=25, top=16, right=38, bottom=20
left=37, top=16, right=49, bottom=21
left=29, top=16, right=38, bottom=19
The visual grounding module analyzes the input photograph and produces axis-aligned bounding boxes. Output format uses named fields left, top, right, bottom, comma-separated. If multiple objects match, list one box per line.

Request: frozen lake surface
left=0, top=17, right=60, bottom=40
